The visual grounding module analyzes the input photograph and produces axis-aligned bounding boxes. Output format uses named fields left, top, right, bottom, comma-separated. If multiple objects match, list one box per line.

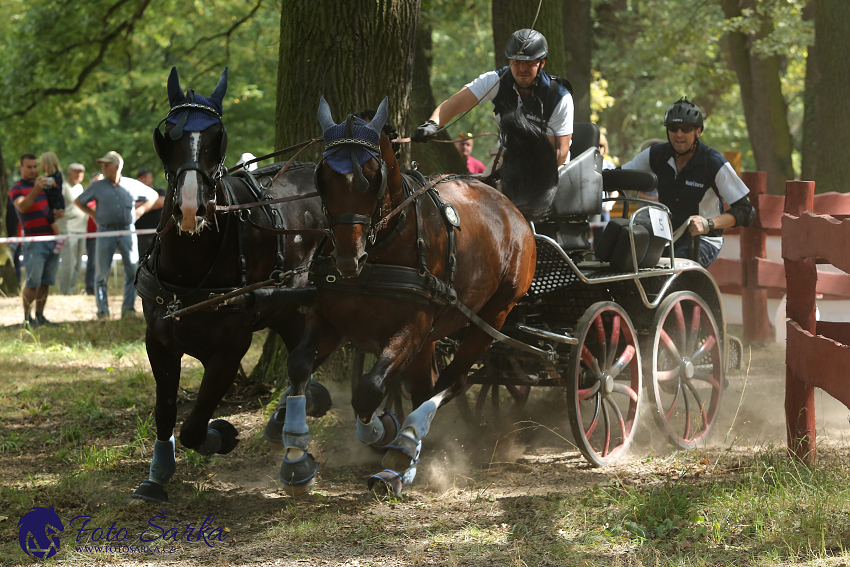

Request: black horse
left=132, top=67, right=327, bottom=503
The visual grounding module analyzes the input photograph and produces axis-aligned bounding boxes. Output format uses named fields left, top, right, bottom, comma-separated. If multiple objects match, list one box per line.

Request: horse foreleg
left=279, top=311, right=342, bottom=496
left=133, top=334, right=182, bottom=503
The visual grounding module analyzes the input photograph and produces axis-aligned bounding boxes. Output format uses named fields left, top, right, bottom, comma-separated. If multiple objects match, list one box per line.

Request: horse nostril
left=197, top=203, right=206, bottom=217
left=357, top=253, right=368, bottom=269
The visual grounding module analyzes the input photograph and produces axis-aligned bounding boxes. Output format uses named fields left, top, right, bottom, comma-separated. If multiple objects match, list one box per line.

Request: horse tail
left=495, top=110, right=559, bottom=222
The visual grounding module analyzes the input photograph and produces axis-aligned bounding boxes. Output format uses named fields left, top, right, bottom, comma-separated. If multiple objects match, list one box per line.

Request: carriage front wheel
left=645, top=291, right=724, bottom=450
left=567, top=301, right=642, bottom=467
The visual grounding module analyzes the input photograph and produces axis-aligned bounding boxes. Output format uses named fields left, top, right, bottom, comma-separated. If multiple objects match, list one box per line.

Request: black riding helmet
left=663, top=97, right=704, bottom=131
left=504, top=29, right=548, bottom=61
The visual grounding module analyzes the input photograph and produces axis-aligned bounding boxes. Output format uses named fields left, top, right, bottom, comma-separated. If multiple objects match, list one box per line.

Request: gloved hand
left=687, top=215, right=711, bottom=235
left=412, top=120, right=439, bottom=143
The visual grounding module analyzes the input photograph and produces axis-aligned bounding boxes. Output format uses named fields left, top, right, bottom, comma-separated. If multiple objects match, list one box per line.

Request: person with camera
left=9, top=153, right=65, bottom=327
left=620, top=97, right=755, bottom=268
left=412, top=29, right=574, bottom=174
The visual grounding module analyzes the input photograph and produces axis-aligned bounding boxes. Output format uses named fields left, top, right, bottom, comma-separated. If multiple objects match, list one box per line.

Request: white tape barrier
left=0, top=228, right=157, bottom=244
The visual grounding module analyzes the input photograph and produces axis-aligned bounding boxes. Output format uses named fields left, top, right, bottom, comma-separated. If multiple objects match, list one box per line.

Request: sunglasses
left=667, top=125, right=696, bottom=134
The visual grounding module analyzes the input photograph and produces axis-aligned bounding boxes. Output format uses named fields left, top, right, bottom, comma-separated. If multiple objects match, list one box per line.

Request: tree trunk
left=255, top=0, right=421, bottom=382
left=0, top=140, right=20, bottom=296
left=275, top=0, right=421, bottom=167
left=813, top=0, right=850, bottom=193
left=492, top=0, right=565, bottom=73
left=562, top=0, right=592, bottom=123
left=800, top=0, right=817, bottom=183
left=720, top=0, right=796, bottom=195
left=408, top=19, right=468, bottom=175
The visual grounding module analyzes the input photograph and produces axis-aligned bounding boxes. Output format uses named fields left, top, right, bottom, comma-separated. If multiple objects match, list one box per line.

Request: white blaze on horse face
left=179, top=132, right=202, bottom=233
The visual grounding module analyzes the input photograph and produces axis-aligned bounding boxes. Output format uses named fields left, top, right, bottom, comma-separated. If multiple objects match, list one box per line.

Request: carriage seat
left=543, top=123, right=603, bottom=251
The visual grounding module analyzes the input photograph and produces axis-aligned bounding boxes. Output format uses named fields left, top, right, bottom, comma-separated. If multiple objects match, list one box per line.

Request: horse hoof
left=367, top=470, right=403, bottom=496
left=306, top=382, right=332, bottom=417
left=381, top=433, right=420, bottom=472
left=132, top=480, right=169, bottom=503
left=370, top=410, right=400, bottom=448
left=208, top=419, right=239, bottom=454
left=263, top=409, right=285, bottom=445
left=279, top=452, right=318, bottom=496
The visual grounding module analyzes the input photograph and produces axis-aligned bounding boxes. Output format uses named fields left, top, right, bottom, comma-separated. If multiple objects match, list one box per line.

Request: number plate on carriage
left=648, top=208, right=672, bottom=240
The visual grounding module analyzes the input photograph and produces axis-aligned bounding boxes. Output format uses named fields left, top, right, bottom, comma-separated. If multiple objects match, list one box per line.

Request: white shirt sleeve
left=546, top=91, right=574, bottom=137
left=121, top=177, right=159, bottom=203
left=464, top=70, right=502, bottom=104
left=715, top=161, right=750, bottom=203
left=620, top=149, right=652, bottom=172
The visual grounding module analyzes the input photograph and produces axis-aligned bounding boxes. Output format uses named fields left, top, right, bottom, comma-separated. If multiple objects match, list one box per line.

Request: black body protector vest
left=491, top=67, right=572, bottom=134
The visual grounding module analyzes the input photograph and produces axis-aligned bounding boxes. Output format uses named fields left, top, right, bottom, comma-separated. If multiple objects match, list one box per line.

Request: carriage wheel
left=646, top=291, right=724, bottom=450
left=567, top=302, right=642, bottom=467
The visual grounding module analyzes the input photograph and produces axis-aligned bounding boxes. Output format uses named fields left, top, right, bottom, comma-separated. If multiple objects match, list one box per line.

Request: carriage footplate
left=279, top=451, right=319, bottom=496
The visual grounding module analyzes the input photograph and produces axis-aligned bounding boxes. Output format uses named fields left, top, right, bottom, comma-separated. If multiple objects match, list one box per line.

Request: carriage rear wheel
left=645, top=291, right=724, bottom=450
left=567, top=302, right=642, bottom=467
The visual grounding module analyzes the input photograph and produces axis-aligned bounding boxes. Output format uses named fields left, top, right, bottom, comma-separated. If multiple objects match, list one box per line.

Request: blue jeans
left=95, top=226, right=139, bottom=316
left=672, top=237, right=720, bottom=268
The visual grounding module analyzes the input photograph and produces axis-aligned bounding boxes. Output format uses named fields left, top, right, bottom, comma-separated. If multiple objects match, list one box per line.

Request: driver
left=621, top=97, right=755, bottom=267
left=411, top=29, right=574, bottom=173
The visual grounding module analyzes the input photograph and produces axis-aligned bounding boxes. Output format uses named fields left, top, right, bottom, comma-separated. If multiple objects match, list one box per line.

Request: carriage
left=370, top=122, right=738, bottom=468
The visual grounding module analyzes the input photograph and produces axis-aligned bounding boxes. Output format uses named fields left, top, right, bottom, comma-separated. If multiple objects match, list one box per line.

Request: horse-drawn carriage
left=134, top=69, right=736, bottom=502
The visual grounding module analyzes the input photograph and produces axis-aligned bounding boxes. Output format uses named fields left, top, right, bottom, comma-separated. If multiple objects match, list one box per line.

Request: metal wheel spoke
left=607, top=316, right=621, bottom=369
left=688, top=304, right=702, bottom=355
left=660, top=330, right=681, bottom=360
left=611, top=382, right=639, bottom=403
left=578, top=379, right=601, bottom=400
left=608, top=345, right=635, bottom=379
left=581, top=345, right=603, bottom=378
left=594, top=315, right=607, bottom=351
left=656, top=368, right=681, bottom=383
left=474, top=384, right=491, bottom=414
left=689, top=335, right=717, bottom=364
left=682, top=381, right=693, bottom=440
left=673, top=302, right=686, bottom=349
left=663, top=382, right=682, bottom=420
left=584, top=394, right=601, bottom=437
left=604, top=396, right=627, bottom=447
left=691, top=369, right=721, bottom=390
left=683, top=378, right=709, bottom=432
left=601, top=399, right=612, bottom=457
left=491, top=384, right=501, bottom=413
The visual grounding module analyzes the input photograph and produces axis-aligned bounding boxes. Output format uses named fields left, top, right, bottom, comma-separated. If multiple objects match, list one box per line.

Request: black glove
left=412, top=120, right=439, bottom=143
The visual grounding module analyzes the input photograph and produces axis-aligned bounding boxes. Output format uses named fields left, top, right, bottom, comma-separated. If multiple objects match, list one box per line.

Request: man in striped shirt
left=10, top=153, right=65, bottom=327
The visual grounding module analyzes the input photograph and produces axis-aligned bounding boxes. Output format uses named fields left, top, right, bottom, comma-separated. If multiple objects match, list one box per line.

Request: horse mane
left=494, top=109, right=558, bottom=222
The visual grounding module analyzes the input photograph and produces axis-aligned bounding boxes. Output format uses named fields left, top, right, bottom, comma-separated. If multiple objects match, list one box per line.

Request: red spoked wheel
left=646, top=291, right=724, bottom=449
left=567, top=302, right=642, bottom=467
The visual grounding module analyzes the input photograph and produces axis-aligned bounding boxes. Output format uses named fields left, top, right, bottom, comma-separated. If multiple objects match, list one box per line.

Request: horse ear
left=318, top=96, right=336, bottom=133
left=167, top=67, right=185, bottom=107
left=367, top=97, right=389, bottom=135
left=210, top=67, right=228, bottom=103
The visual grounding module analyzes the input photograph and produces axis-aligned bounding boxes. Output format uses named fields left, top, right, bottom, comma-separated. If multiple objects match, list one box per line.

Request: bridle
left=154, top=99, right=227, bottom=206
left=314, top=114, right=389, bottom=245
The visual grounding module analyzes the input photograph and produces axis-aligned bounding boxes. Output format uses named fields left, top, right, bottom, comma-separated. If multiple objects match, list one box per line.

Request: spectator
left=592, top=133, right=619, bottom=246
left=5, top=192, right=22, bottom=281
left=134, top=167, right=166, bottom=257
left=56, top=163, right=88, bottom=294
left=38, top=152, right=67, bottom=253
left=9, top=153, right=65, bottom=327
left=83, top=173, right=103, bottom=296
left=74, top=151, right=160, bottom=320
left=638, top=138, right=666, bottom=153
left=235, top=152, right=257, bottom=172
left=454, top=133, right=486, bottom=174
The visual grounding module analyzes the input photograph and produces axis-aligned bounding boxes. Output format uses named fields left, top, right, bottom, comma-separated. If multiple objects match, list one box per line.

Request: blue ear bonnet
left=166, top=94, right=223, bottom=132
left=322, top=119, right=381, bottom=175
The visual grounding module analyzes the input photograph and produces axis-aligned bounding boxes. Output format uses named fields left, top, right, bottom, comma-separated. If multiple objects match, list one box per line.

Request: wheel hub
left=602, top=372, right=614, bottom=395
left=682, top=358, right=695, bottom=379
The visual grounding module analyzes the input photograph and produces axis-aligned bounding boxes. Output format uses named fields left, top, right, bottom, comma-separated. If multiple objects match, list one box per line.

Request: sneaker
left=96, top=313, right=110, bottom=321
left=121, top=309, right=137, bottom=319
left=53, top=238, right=66, bottom=254
left=21, top=316, right=39, bottom=329
left=35, top=313, right=59, bottom=327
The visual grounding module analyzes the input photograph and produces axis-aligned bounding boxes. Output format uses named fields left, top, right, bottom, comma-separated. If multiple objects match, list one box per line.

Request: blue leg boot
left=264, top=380, right=332, bottom=445
left=133, top=436, right=176, bottom=502
left=279, top=396, right=318, bottom=496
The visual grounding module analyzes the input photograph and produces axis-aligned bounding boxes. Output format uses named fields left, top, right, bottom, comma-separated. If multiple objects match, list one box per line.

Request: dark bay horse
left=276, top=97, right=544, bottom=496
left=132, top=67, right=326, bottom=503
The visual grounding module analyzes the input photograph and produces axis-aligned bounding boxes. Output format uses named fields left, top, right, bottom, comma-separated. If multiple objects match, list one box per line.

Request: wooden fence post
left=783, top=180, right=817, bottom=464
left=740, top=172, right=772, bottom=343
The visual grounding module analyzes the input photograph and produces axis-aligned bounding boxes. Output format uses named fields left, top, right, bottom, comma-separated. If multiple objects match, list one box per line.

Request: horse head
left=153, top=67, right=228, bottom=234
left=315, top=96, right=392, bottom=277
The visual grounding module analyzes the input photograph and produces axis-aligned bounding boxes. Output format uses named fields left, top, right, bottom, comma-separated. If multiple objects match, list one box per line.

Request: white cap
left=236, top=152, right=257, bottom=172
